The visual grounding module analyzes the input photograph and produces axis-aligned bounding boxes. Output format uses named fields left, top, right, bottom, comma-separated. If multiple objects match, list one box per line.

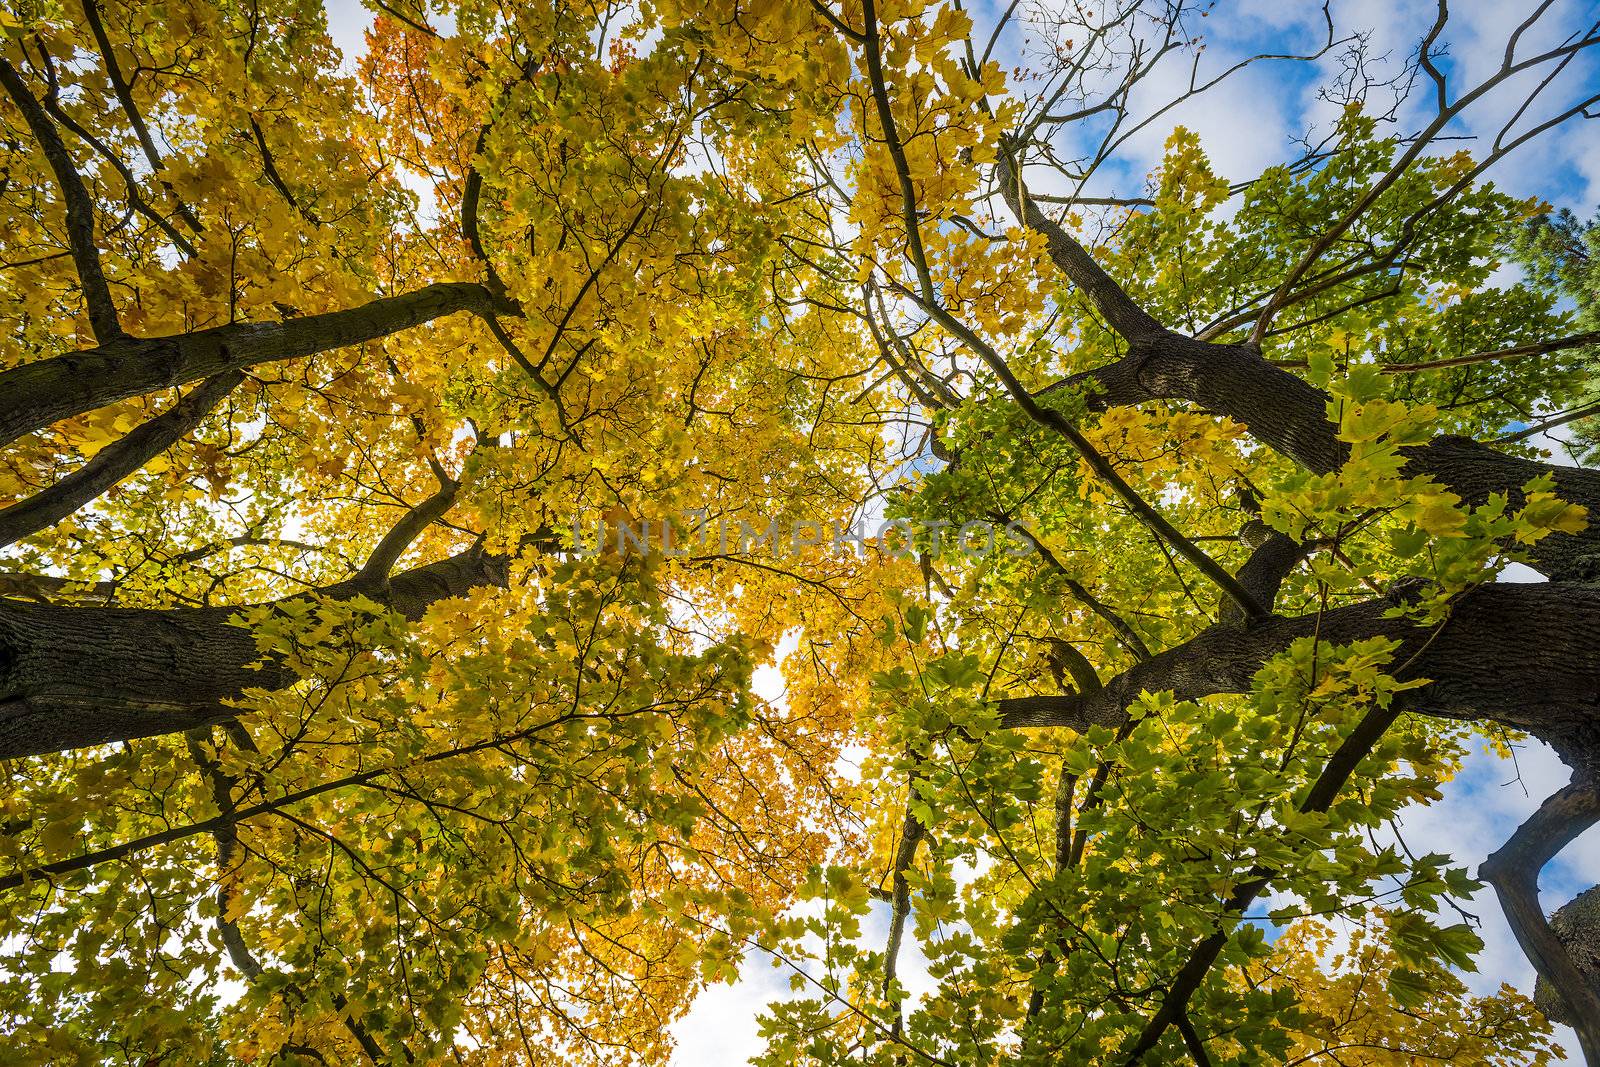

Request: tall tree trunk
left=0, top=600, right=278, bottom=755
left=0, top=545, right=509, bottom=758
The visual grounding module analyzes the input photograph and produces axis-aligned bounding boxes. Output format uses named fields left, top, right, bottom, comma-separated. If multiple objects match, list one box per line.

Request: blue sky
left=316, top=0, right=1600, bottom=1060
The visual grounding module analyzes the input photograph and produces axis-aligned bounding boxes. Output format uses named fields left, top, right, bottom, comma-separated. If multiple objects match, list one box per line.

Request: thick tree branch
left=1480, top=778, right=1600, bottom=1063
left=349, top=478, right=461, bottom=591
left=1220, top=520, right=1308, bottom=624
left=997, top=582, right=1600, bottom=745
left=993, top=140, right=1165, bottom=342
left=1050, top=335, right=1600, bottom=579
left=0, top=541, right=512, bottom=758
left=0, top=371, right=242, bottom=549
left=0, top=281, right=505, bottom=449
left=0, top=571, right=115, bottom=603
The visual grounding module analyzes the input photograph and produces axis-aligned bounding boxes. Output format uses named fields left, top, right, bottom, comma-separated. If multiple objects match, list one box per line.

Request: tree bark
left=1000, top=582, right=1600, bottom=764
left=0, top=545, right=510, bottom=759
left=1480, top=781, right=1600, bottom=1063
left=1055, top=335, right=1600, bottom=579
left=0, top=282, right=500, bottom=449
left=0, top=370, right=242, bottom=548
left=0, top=600, right=279, bottom=756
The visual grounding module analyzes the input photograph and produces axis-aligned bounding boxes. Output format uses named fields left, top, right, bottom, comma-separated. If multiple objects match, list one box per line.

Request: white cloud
left=669, top=951, right=795, bottom=1065
left=322, top=0, right=372, bottom=68
left=668, top=898, right=938, bottom=1066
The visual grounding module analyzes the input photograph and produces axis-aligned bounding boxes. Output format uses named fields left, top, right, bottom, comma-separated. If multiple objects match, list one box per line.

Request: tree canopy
left=2, top=0, right=1599, bottom=1063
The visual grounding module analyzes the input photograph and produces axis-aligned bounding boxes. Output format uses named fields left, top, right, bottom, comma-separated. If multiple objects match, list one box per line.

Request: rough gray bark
left=1051, top=334, right=1600, bottom=580
left=0, top=282, right=501, bottom=449
left=999, top=582, right=1600, bottom=763
left=0, top=600, right=280, bottom=757
left=1529, top=889, right=1600, bottom=1030
left=1481, top=781, right=1600, bottom=1062
left=0, top=545, right=510, bottom=759
left=1533, top=884, right=1600, bottom=1029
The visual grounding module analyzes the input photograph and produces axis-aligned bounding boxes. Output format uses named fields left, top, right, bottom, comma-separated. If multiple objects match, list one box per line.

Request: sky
left=315, top=0, right=1600, bottom=1061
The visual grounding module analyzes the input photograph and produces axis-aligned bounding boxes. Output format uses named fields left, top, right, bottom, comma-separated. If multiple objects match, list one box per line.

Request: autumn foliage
left=1, top=0, right=1599, bottom=1064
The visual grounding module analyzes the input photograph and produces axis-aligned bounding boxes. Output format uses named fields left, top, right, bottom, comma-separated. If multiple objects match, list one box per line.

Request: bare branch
left=1029, top=192, right=1154, bottom=208
left=1254, top=16, right=1600, bottom=341
left=1495, top=399, right=1600, bottom=444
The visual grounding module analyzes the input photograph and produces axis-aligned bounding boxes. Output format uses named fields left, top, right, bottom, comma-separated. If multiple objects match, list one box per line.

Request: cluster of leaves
left=2, top=555, right=824, bottom=1062
left=1261, top=362, right=1586, bottom=621
left=753, top=616, right=1557, bottom=1063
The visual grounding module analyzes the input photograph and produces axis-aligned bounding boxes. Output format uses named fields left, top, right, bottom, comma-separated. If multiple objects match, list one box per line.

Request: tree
left=1513, top=206, right=1600, bottom=460
left=0, top=0, right=1598, bottom=1064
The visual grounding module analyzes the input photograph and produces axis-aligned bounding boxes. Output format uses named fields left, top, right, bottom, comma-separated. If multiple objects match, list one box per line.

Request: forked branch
left=1480, top=778, right=1600, bottom=1063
